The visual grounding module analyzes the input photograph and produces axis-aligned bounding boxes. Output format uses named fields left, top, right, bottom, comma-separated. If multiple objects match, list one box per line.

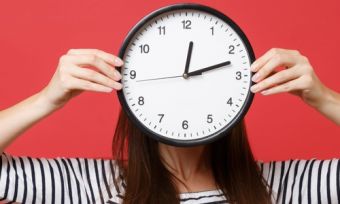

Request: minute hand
left=187, top=61, right=231, bottom=77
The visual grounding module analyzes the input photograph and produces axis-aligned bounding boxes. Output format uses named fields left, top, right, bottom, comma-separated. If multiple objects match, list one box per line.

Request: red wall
left=0, top=0, right=339, bottom=162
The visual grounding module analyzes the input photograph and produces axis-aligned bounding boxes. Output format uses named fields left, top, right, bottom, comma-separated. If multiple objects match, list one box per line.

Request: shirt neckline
left=179, top=189, right=222, bottom=195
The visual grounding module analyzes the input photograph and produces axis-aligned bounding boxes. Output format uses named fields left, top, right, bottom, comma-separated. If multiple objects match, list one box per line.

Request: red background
left=0, top=0, right=339, bottom=162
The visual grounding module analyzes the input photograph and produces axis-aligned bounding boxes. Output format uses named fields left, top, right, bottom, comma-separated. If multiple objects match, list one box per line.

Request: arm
left=0, top=49, right=124, bottom=154
left=250, top=48, right=340, bottom=125
left=0, top=93, right=58, bottom=154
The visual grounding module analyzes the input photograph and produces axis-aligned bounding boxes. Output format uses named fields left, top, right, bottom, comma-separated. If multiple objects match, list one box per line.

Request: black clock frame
left=117, top=3, right=255, bottom=147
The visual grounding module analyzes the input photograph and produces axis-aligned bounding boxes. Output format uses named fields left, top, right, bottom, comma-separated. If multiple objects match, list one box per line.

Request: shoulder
left=257, top=159, right=340, bottom=203
left=257, top=159, right=339, bottom=178
left=0, top=152, right=126, bottom=203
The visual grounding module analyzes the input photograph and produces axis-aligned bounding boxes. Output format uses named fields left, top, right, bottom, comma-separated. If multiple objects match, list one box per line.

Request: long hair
left=112, top=110, right=271, bottom=204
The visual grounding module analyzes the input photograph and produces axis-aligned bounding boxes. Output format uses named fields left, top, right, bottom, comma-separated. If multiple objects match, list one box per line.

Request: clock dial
left=118, top=4, right=255, bottom=146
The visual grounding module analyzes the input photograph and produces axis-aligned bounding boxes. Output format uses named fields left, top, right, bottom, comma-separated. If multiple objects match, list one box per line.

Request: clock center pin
left=183, top=73, right=189, bottom=79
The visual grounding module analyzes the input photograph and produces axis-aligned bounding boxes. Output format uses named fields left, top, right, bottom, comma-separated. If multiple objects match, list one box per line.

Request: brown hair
left=112, top=110, right=271, bottom=204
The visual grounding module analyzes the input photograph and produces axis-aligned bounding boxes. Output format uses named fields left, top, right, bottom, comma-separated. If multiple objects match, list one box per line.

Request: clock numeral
left=139, top=44, right=150, bottom=54
left=158, top=114, right=164, bottom=123
left=182, top=120, right=189, bottom=129
left=158, top=26, right=166, bottom=35
left=210, top=26, right=214, bottom=35
left=138, top=96, right=144, bottom=105
left=227, top=97, right=233, bottom=106
left=235, top=71, right=242, bottom=80
left=181, top=20, right=191, bottom=29
left=207, top=114, right=213, bottom=123
left=130, top=70, right=136, bottom=79
left=228, top=45, right=235, bottom=54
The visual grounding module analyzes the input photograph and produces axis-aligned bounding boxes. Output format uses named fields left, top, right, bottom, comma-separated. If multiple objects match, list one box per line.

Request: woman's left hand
left=250, top=48, right=326, bottom=108
left=250, top=48, right=340, bottom=125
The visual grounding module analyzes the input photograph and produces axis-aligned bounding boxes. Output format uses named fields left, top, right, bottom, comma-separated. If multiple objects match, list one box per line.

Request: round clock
left=117, top=3, right=255, bottom=147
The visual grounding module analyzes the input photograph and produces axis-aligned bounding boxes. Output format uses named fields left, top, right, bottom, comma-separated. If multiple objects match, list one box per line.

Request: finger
left=250, top=67, right=300, bottom=93
left=60, top=54, right=122, bottom=81
left=251, top=49, right=278, bottom=72
left=66, top=76, right=115, bottom=93
left=251, top=52, right=300, bottom=83
left=68, top=65, right=123, bottom=90
left=67, top=49, right=124, bottom=66
left=251, top=48, right=300, bottom=72
left=260, top=77, right=305, bottom=95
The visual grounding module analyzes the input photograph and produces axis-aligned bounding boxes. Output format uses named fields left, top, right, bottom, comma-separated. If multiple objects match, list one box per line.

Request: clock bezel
left=117, top=3, right=255, bottom=147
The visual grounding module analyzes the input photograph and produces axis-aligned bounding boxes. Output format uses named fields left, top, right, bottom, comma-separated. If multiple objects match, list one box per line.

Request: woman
left=0, top=48, right=339, bottom=204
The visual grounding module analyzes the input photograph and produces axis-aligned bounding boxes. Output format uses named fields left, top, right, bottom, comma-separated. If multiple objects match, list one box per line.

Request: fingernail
left=104, top=88, right=113, bottom=93
left=252, top=73, right=260, bottom=82
left=114, top=69, right=122, bottom=80
left=261, top=90, right=269, bottom=95
left=250, top=85, right=258, bottom=93
left=114, top=57, right=124, bottom=66
left=117, top=83, right=123, bottom=90
left=250, top=62, right=257, bottom=71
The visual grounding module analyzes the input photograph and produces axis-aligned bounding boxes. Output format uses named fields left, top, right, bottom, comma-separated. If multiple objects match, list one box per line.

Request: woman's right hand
left=0, top=49, right=124, bottom=153
left=39, top=49, right=124, bottom=109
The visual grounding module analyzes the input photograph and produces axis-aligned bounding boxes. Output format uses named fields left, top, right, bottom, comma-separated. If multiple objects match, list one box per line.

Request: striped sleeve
left=260, top=159, right=340, bottom=203
left=0, top=153, right=122, bottom=204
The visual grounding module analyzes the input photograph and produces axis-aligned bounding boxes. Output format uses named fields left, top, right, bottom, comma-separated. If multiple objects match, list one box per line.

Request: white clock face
left=118, top=5, right=254, bottom=146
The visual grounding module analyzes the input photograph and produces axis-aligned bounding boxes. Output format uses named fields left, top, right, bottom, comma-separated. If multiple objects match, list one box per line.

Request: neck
left=158, top=143, right=210, bottom=181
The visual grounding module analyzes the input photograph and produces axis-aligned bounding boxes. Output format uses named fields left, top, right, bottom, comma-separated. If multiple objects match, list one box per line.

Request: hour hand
left=187, top=61, right=231, bottom=77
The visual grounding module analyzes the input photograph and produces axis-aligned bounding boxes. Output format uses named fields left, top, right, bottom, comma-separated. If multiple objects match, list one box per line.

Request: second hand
left=136, top=75, right=183, bottom=82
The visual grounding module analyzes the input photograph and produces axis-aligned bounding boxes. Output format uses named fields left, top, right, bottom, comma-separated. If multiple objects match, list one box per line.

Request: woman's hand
left=40, top=49, right=123, bottom=109
left=250, top=48, right=325, bottom=107
left=0, top=49, right=125, bottom=153
left=251, top=48, right=340, bottom=125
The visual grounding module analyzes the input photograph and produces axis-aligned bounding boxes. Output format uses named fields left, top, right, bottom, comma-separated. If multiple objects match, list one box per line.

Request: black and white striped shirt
left=0, top=153, right=339, bottom=203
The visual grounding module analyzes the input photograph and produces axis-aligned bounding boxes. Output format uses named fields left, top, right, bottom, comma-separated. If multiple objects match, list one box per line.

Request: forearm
left=0, top=91, right=59, bottom=153
left=316, top=88, right=340, bottom=125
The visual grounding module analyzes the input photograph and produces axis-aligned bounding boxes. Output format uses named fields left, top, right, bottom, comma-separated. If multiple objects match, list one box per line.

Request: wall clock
left=117, top=3, right=255, bottom=146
